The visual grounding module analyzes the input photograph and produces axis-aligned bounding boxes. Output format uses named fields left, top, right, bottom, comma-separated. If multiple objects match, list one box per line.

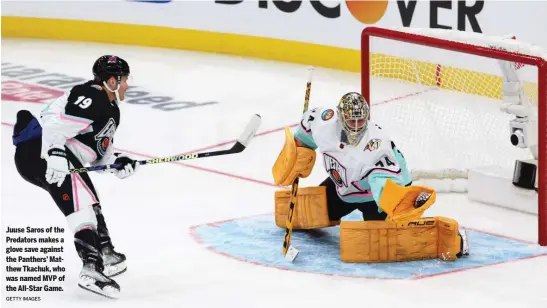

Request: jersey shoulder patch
left=364, top=138, right=382, bottom=152
left=321, top=108, right=335, bottom=121
left=301, top=107, right=338, bottom=129
left=362, top=122, right=393, bottom=154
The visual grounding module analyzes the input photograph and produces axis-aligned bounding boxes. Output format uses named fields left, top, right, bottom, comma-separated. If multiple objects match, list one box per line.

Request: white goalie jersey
left=293, top=107, right=413, bottom=206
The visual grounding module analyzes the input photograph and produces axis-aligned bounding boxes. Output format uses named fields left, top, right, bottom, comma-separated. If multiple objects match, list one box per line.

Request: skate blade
left=78, top=277, right=120, bottom=299
left=78, top=284, right=118, bottom=299
left=104, top=261, right=127, bottom=277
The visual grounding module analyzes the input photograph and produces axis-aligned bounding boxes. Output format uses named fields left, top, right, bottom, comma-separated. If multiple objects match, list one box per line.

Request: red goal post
left=361, top=26, right=547, bottom=246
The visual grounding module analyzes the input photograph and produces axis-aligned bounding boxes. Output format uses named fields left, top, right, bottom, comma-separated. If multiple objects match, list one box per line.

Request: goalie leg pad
left=340, top=216, right=464, bottom=262
left=379, top=179, right=436, bottom=222
left=275, top=186, right=340, bottom=229
left=272, top=127, right=316, bottom=186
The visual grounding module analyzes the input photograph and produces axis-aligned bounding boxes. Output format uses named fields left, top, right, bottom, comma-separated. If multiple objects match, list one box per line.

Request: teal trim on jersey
left=42, top=100, right=55, bottom=113
left=394, top=146, right=412, bottom=185
left=362, top=147, right=413, bottom=213
left=293, top=126, right=318, bottom=150
left=368, top=174, right=403, bottom=208
left=79, top=125, right=94, bottom=135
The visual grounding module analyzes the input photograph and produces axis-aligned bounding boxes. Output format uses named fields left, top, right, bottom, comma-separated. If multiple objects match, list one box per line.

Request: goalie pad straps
left=340, top=217, right=462, bottom=262
left=274, top=186, right=340, bottom=229
left=378, top=179, right=436, bottom=222
left=272, top=127, right=316, bottom=186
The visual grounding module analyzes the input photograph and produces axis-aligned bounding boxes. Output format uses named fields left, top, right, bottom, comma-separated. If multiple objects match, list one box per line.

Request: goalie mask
left=336, top=92, right=370, bottom=146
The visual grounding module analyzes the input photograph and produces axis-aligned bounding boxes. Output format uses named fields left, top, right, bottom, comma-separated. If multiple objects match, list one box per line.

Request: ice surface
left=1, top=38, right=546, bottom=308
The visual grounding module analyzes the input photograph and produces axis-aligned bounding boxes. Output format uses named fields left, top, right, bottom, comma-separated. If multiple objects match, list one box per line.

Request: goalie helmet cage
left=361, top=26, right=547, bottom=246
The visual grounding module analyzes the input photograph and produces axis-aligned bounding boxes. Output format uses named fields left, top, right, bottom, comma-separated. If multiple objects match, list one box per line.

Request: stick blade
left=236, top=114, right=262, bottom=148
left=284, top=245, right=299, bottom=262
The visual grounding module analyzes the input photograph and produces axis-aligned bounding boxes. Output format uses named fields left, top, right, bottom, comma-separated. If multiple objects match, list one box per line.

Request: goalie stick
left=282, top=66, right=314, bottom=262
left=69, top=114, right=262, bottom=174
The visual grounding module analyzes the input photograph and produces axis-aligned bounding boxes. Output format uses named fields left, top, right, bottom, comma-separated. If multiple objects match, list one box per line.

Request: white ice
left=1, top=38, right=546, bottom=308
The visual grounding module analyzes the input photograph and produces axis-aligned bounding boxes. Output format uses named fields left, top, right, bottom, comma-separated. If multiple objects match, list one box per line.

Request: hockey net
left=361, top=27, right=546, bottom=244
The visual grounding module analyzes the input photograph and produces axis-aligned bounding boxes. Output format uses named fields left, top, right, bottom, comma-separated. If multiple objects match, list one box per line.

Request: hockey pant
left=320, top=177, right=415, bottom=221
left=320, top=177, right=388, bottom=221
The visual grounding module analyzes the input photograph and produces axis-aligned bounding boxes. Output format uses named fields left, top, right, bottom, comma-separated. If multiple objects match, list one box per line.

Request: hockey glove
left=45, top=146, right=70, bottom=187
left=113, top=153, right=139, bottom=179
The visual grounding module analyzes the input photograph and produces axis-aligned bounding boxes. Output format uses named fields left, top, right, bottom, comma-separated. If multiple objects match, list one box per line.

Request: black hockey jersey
left=39, top=80, right=121, bottom=166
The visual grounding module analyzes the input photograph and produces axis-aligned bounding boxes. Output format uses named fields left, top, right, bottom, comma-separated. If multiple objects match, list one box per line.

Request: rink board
left=191, top=212, right=547, bottom=279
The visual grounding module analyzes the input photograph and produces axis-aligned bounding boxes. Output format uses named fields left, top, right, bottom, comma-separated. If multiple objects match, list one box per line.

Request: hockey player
left=272, top=92, right=469, bottom=261
left=12, top=55, right=139, bottom=298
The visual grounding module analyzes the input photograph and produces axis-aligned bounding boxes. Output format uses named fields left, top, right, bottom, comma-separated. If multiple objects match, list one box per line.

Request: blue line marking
left=193, top=212, right=547, bottom=279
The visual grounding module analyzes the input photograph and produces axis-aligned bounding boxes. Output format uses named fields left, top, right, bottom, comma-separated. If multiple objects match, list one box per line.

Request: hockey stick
left=69, top=114, right=262, bottom=174
left=282, top=67, right=314, bottom=262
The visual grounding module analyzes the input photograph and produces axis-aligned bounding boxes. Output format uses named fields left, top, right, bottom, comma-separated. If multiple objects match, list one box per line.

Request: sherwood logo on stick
left=216, top=0, right=485, bottom=33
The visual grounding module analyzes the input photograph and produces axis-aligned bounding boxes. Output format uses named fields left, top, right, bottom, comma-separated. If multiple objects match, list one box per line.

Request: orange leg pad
left=340, top=216, right=462, bottom=262
left=275, top=186, right=340, bottom=229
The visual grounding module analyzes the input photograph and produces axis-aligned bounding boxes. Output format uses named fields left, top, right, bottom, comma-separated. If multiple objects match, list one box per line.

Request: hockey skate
left=78, top=260, right=120, bottom=299
left=102, top=244, right=127, bottom=277
left=93, top=204, right=127, bottom=277
left=458, top=228, right=470, bottom=258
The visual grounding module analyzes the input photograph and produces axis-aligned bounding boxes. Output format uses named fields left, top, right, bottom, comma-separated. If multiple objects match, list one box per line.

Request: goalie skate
left=458, top=228, right=470, bottom=257
left=102, top=245, right=127, bottom=277
left=78, top=262, right=120, bottom=299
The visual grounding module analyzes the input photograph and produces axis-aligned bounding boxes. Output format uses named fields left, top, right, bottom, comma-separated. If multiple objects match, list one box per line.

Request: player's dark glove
left=113, top=153, right=139, bottom=179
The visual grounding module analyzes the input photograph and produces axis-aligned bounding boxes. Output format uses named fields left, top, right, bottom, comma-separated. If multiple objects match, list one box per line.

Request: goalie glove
left=378, top=179, right=436, bottom=222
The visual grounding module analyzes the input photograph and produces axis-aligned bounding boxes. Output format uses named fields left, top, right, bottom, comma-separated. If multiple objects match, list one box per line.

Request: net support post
left=538, top=63, right=546, bottom=246
left=361, top=31, right=371, bottom=111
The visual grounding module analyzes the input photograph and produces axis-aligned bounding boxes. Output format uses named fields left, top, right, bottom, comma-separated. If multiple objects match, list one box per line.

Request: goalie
left=272, top=92, right=469, bottom=262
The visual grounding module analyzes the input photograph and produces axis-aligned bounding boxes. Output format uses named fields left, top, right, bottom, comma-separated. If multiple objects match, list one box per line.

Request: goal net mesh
left=364, top=27, right=546, bottom=193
